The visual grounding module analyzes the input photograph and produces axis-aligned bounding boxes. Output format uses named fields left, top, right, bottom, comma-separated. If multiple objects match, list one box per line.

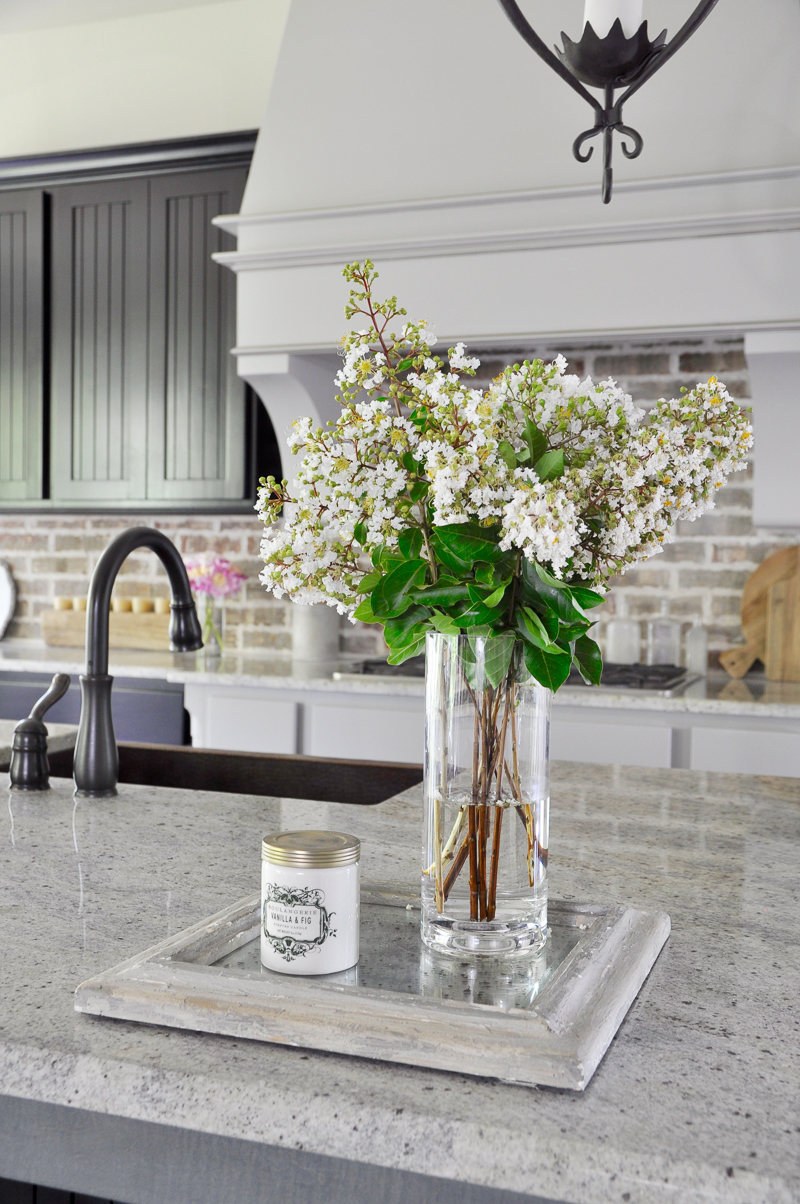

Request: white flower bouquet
left=257, top=261, right=752, bottom=692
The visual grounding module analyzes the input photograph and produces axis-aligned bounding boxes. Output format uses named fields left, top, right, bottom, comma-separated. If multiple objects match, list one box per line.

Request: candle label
left=263, top=885, right=336, bottom=962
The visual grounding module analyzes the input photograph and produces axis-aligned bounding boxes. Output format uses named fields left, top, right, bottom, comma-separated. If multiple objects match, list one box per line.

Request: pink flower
left=185, top=555, right=247, bottom=599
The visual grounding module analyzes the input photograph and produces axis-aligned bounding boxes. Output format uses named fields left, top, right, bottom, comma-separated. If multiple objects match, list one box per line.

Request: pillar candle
left=583, top=0, right=643, bottom=38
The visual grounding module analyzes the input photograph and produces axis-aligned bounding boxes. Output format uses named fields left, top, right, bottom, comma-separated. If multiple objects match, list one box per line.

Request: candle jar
left=261, top=830, right=360, bottom=976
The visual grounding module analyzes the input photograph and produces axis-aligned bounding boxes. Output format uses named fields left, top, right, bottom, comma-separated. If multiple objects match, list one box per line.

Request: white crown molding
left=213, top=207, right=800, bottom=273
left=214, top=162, right=800, bottom=233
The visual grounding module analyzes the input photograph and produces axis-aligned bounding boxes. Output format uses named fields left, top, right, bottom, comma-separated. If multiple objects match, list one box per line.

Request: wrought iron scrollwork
left=497, top=0, right=720, bottom=202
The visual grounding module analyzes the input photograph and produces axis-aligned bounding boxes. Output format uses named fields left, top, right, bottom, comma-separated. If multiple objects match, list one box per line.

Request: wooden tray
left=41, top=609, right=170, bottom=650
left=75, top=882, right=670, bottom=1091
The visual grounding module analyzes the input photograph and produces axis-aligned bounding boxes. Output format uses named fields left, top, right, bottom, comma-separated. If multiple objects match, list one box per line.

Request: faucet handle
left=30, top=672, right=71, bottom=721
left=9, top=673, right=71, bottom=791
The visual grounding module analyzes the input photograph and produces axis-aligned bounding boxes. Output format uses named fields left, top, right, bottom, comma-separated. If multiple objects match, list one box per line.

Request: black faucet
left=73, top=526, right=203, bottom=798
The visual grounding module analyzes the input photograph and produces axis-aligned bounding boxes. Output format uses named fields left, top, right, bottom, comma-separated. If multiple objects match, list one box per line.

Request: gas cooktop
left=339, top=658, right=699, bottom=695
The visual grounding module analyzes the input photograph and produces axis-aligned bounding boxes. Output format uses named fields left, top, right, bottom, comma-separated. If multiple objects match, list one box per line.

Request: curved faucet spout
left=74, top=526, right=203, bottom=797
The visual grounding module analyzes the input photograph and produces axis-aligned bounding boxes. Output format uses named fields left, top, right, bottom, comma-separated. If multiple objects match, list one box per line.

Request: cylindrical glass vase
left=422, top=632, right=551, bottom=958
left=200, top=594, right=225, bottom=657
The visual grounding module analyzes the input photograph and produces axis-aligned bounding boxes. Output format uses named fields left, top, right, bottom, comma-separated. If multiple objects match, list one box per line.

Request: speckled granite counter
left=1, top=765, right=798, bottom=1204
left=0, top=720, right=77, bottom=769
left=1, top=639, right=799, bottom=720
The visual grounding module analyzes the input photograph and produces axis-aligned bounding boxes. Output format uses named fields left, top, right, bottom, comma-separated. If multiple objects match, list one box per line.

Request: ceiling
left=0, top=0, right=241, bottom=34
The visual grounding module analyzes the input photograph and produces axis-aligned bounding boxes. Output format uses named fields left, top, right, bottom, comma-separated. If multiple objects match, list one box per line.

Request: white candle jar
left=261, top=830, right=360, bottom=976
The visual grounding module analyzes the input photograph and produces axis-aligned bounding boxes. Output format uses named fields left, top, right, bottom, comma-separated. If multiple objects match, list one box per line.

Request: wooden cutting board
left=765, top=569, right=800, bottom=682
left=719, top=545, right=799, bottom=678
left=41, top=609, right=171, bottom=651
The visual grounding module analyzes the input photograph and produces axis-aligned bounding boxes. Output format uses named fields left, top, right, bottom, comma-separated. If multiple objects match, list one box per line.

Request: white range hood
left=215, top=0, right=800, bottom=527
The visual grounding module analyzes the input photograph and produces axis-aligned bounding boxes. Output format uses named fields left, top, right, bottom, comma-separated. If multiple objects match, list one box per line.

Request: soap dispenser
left=9, top=673, right=71, bottom=791
left=604, top=595, right=641, bottom=665
left=684, top=616, right=708, bottom=675
left=646, top=600, right=681, bottom=666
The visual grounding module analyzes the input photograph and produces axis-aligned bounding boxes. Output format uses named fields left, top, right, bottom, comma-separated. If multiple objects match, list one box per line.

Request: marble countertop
left=0, top=721, right=78, bottom=768
left=1, top=765, right=798, bottom=1203
left=1, top=639, right=799, bottom=719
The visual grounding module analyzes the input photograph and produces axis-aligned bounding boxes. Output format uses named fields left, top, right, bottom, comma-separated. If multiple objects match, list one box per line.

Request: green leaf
left=396, top=357, right=413, bottom=371
left=515, top=446, right=531, bottom=464
left=454, top=602, right=505, bottom=629
left=357, top=570, right=381, bottom=593
left=522, top=643, right=572, bottom=692
left=352, top=597, right=381, bottom=624
left=497, top=441, right=518, bottom=471
left=482, top=633, right=515, bottom=689
left=429, top=611, right=461, bottom=636
left=402, top=452, right=423, bottom=474
left=483, top=580, right=510, bottom=609
left=517, top=607, right=559, bottom=652
left=398, top=528, right=424, bottom=560
left=523, top=561, right=578, bottom=623
left=412, top=578, right=471, bottom=606
left=353, top=521, right=368, bottom=546
left=384, top=605, right=431, bottom=649
left=534, top=562, right=568, bottom=591
left=524, top=419, right=547, bottom=464
left=371, top=544, right=384, bottom=568
left=409, top=480, right=429, bottom=502
left=557, top=620, right=591, bottom=643
left=533, top=448, right=565, bottom=482
left=573, top=633, right=603, bottom=686
left=432, top=522, right=505, bottom=568
left=387, top=638, right=426, bottom=665
left=569, top=585, right=605, bottom=610
left=371, top=558, right=427, bottom=619
left=474, top=562, right=495, bottom=586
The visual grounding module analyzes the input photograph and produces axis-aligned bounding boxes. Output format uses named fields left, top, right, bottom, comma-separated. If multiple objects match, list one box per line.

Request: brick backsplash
left=0, top=336, right=797, bottom=664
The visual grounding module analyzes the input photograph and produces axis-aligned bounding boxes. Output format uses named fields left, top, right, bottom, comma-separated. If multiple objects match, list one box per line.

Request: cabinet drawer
left=306, top=702, right=424, bottom=765
left=185, top=685, right=297, bottom=755
left=691, top=727, right=800, bottom=777
left=551, top=717, right=673, bottom=769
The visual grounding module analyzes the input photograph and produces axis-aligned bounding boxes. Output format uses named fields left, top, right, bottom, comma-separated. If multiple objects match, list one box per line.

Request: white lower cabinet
left=690, top=727, right=800, bottom=776
left=183, top=682, right=800, bottom=777
left=184, top=684, right=298, bottom=755
left=550, top=717, right=673, bottom=769
left=305, top=701, right=424, bottom=764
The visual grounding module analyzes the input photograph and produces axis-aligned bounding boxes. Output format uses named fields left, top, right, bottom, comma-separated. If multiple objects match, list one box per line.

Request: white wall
left=243, top=0, right=800, bottom=214
left=0, top=0, right=290, bottom=157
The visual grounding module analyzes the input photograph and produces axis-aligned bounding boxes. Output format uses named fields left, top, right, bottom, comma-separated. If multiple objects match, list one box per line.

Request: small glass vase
left=422, top=632, right=551, bottom=959
left=200, top=594, right=225, bottom=657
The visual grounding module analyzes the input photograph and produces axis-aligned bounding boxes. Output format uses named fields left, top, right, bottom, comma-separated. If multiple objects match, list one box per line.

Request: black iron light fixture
left=497, top=0, right=720, bottom=202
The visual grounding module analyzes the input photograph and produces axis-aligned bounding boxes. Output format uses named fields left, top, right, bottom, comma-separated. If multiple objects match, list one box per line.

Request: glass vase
left=200, top=595, right=225, bottom=657
left=422, top=632, right=551, bottom=958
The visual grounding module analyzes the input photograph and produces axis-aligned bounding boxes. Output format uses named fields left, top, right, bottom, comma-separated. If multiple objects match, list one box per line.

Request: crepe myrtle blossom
left=256, top=261, right=752, bottom=628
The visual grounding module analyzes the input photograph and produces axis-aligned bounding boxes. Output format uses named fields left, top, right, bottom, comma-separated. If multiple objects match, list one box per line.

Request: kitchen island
left=1, top=639, right=799, bottom=775
left=1, top=762, right=798, bottom=1204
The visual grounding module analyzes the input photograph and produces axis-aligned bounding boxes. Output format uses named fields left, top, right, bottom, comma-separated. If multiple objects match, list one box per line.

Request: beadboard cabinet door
left=0, top=190, right=45, bottom=501
left=147, top=169, right=247, bottom=502
left=50, top=178, right=149, bottom=502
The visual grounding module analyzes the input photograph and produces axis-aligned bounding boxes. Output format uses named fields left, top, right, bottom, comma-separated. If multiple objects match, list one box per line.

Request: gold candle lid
left=262, top=830, right=360, bottom=869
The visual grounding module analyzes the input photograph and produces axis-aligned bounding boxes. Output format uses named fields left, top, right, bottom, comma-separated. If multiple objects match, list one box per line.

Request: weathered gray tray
left=74, top=883, right=669, bottom=1091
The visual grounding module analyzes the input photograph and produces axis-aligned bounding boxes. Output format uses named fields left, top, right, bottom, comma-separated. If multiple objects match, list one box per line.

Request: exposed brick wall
left=0, top=336, right=796, bottom=664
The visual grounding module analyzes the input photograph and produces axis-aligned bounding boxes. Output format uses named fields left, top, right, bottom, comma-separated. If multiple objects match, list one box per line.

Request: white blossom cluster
left=257, top=296, right=752, bottom=611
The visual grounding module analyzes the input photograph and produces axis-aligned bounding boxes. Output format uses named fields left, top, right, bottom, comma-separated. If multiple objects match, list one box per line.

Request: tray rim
left=74, top=881, right=670, bottom=1091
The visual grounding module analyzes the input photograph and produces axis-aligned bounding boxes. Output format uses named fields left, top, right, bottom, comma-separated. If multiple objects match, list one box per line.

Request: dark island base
left=0, top=1095, right=558, bottom=1204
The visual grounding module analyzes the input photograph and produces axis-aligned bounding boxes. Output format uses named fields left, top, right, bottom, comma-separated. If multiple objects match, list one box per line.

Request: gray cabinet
left=49, top=168, right=246, bottom=507
left=50, top=177, right=149, bottom=503
left=0, top=190, right=45, bottom=502
left=147, top=169, right=246, bottom=502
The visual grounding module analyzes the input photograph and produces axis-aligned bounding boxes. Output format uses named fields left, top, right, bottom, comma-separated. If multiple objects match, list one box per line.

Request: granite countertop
left=1, top=639, right=799, bottom=719
left=1, top=764, right=798, bottom=1203
left=0, top=720, right=78, bottom=769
